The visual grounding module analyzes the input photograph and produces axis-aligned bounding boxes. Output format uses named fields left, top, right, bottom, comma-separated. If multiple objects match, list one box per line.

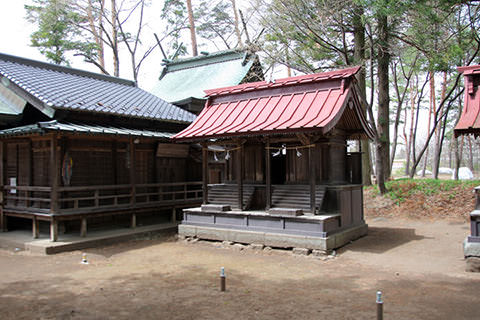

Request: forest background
left=6, top=0, right=480, bottom=194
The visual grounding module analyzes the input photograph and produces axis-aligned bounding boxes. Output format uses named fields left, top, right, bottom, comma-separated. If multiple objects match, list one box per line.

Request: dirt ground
left=0, top=215, right=479, bottom=320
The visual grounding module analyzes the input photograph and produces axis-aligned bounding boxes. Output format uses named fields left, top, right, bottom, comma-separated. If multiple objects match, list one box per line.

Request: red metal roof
left=173, top=66, right=374, bottom=141
left=455, top=65, right=480, bottom=137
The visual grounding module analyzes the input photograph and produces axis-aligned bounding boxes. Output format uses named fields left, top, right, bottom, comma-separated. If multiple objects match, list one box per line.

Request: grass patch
left=365, top=178, right=480, bottom=205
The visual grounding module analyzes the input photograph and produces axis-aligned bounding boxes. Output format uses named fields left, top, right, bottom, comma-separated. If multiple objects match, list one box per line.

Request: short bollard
left=376, top=290, right=383, bottom=320
left=220, top=267, right=226, bottom=292
left=81, top=253, right=88, bottom=265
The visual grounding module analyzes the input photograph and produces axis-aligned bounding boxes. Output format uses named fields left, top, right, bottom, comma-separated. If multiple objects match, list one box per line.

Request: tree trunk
left=432, top=72, right=446, bottom=179
left=111, top=0, right=119, bottom=76
left=405, top=80, right=417, bottom=176
left=87, top=0, right=105, bottom=71
left=453, top=136, right=460, bottom=180
left=376, top=14, right=390, bottom=194
left=467, top=136, right=474, bottom=172
left=422, top=71, right=434, bottom=177
left=353, top=4, right=372, bottom=185
left=186, top=0, right=198, bottom=56
left=230, top=0, right=243, bottom=48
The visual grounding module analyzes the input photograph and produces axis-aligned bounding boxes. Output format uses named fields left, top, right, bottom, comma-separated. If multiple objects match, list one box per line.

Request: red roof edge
left=458, top=65, right=480, bottom=75
left=454, top=64, right=480, bottom=136
left=204, top=66, right=361, bottom=97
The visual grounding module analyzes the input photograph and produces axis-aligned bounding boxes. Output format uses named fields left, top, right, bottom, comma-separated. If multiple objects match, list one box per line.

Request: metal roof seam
left=314, top=90, right=345, bottom=128
left=255, top=93, right=296, bottom=131
left=188, top=101, right=235, bottom=137
left=217, top=97, right=264, bottom=133
left=298, top=89, right=333, bottom=128
left=234, top=95, right=279, bottom=132
left=274, top=92, right=309, bottom=129
left=284, top=91, right=321, bottom=129
left=203, top=99, right=252, bottom=136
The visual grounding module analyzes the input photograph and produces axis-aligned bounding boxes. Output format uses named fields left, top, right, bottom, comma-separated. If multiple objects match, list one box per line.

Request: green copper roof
left=150, top=50, right=257, bottom=104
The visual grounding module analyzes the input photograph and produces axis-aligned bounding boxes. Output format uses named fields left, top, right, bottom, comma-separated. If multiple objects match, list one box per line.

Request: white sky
left=0, top=0, right=267, bottom=91
left=0, top=1, right=173, bottom=90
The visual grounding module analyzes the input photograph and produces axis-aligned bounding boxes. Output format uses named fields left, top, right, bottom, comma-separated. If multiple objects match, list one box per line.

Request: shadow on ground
left=339, top=226, right=429, bottom=254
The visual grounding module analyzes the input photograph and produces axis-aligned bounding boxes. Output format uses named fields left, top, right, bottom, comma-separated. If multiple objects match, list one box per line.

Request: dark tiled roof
left=0, top=53, right=196, bottom=123
left=0, top=120, right=174, bottom=139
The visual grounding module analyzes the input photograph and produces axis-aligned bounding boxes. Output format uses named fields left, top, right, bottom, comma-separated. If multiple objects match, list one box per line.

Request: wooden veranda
left=0, top=125, right=202, bottom=241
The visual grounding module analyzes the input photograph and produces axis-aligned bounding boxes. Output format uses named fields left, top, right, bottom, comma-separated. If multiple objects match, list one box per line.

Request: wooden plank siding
left=0, top=135, right=202, bottom=233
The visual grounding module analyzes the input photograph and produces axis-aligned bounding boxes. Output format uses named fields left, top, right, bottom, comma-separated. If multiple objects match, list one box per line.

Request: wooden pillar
left=26, top=139, right=32, bottom=207
left=265, top=139, right=271, bottom=210
left=129, top=139, right=136, bottom=205
left=172, top=207, right=176, bottom=223
left=50, top=218, right=58, bottom=242
left=202, top=145, right=208, bottom=204
left=0, top=210, right=5, bottom=232
left=309, top=146, right=316, bottom=214
left=112, top=140, right=118, bottom=185
left=50, top=135, right=59, bottom=241
left=80, top=217, right=87, bottom=237
left=50, top=134, right=59, bottom=213
left=0, top=141, right=6, bottom=232
left=237, top=144, right=244, bottom=211
left=131, top=213, right=136, bottom=228
left=32, top=216, right=39, bottom=239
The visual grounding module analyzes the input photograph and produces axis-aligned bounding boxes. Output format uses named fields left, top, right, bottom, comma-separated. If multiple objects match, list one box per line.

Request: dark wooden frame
left=0, top=132, right=202, bottom=241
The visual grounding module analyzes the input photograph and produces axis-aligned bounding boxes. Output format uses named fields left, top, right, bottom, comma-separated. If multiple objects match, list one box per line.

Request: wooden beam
left=32, top=216, right=39, bottom=239
left=295, top=133, right=310, bottom=146
left=129, top=139, right=136, bottom=205
left=50, top=134, right=59, bottom=214
left=202, top=145, right=208, bottom=204
left=80, top=217, right=87, bottom=237
left=112, top=140, right=118, bottom=185
left=265, top=139, right=271, bottom=210
left=50, top=218, right=58, bottom=242
left=309, top=146, right=316, bottom=214
left=0, top=141, right=6, bottom=232
left=131, top=213, right=136, bottom=228
left=0, top=141, right=5, bottom=214
left=0, top=209, right=5, bottom=232
left=26, top=139, right=32, bottom=207
left=237, top=144, right=244, bottom=210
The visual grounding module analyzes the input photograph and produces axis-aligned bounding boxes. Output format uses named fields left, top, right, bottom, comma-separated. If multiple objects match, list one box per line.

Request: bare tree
left=186, top=0, right=198, bottom=56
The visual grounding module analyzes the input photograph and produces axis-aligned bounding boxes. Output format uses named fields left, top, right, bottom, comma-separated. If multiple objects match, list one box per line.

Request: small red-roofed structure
left=174, top=66, right=374, bottom=252
left=456, top=65, right=480, bottom=270
left=455, top=65, right=480, bottom=137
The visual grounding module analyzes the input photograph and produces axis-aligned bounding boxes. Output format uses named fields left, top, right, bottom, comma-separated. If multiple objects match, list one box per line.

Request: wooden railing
left=2, top=181, right=203, bottom=214
left=3, top=185, right=52, bottom=213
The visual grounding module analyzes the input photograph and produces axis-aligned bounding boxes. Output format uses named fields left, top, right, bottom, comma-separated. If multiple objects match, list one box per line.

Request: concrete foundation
left=0, top=223, right=177, bottom=255
left=178, top=222, right=367, bottom=253
left=464, top=237, right=480, bottom=258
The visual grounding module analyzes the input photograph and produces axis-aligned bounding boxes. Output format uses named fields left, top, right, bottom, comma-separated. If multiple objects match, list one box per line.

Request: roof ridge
left=204, top=66, right=361, bottom=97
left=0, top=52, right=135, bottom=87
left=165, top=49, right=246, bottom=66
left=166, top=55, right=248, bottom=73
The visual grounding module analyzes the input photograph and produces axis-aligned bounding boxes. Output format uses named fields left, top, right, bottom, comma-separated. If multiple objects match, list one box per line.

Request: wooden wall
left=214, top=136, right=352, bottom=185
left=2, top=135, right=199, bottom=189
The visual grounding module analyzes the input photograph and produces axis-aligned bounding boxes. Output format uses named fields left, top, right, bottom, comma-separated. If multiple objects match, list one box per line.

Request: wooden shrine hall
left=0, top=53, right=202, bottom=242
left=173, top=66, right=375, bottom=252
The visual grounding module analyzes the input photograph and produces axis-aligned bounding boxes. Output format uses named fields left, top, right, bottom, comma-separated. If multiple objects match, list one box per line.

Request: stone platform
left=0, top=223, right=177, bottom=255
left=180, top=207, right=368, bottom=252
